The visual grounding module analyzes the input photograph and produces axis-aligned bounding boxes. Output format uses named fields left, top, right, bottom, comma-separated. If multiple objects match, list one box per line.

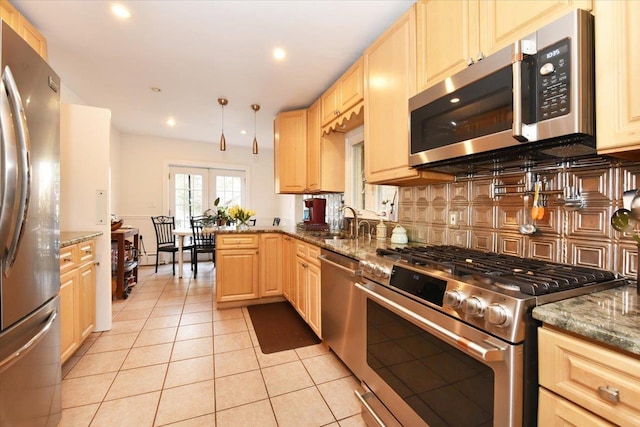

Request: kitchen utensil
left=390, top=225, right=408, bottom=244
left=630, top=191, right=640, bottom=221
left=536, top=190, right=545, bottom=220
left=531, top=181, right=541, bottom=220
left=519, top=194, right=537, bottom=235
left=611, top=208, right=636, bottom=233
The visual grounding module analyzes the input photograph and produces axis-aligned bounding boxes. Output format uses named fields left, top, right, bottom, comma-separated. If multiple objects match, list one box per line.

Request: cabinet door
left=17, top=14, right=47, bottom=59
left=0, top=0, right=19, bottom=29
left=294, top=256, right=308, bottom=320
left=538, top=388, right=615, bottom=427
left=216, top=249, right=259, bottom=302
left=306, top=262, right=321, bottom=338
left=321, top=84, right=340, bottom=126
left=307, top=100, right=322, bottom=192
left=60, top=270, right=79, bottom=364
left=339, top=58, right=364, bottom=113
left=282, top=237, right=294, bottom=301
left=274, top=109, right=308, bottom=193
left=479, top=0, right=592, bottom=57
left=595, top=0, right=640, bottom=156
left=417, top=0, right=479, bottom=92
left=259, top=234, right=282, bottom=297
left=78, top=262, right=96, bottom=341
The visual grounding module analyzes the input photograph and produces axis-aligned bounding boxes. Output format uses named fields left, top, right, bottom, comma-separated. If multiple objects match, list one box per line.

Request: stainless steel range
left=354, top=245, right=627, bottom=427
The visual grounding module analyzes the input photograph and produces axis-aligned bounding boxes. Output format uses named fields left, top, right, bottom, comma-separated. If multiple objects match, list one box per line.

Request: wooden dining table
left=172, top=227, right=218, bottom=278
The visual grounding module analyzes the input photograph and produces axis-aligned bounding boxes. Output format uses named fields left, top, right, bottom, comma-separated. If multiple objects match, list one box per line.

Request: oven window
left=367, top=299, right=494, bottom=426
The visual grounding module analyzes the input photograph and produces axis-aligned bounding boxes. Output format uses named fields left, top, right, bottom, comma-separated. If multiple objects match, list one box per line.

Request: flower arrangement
left=227, top=205, right=256, bottom=226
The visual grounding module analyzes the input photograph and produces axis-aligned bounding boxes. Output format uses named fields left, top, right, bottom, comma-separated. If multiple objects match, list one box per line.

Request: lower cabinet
left=538, top=327, right=640, bottom=426
left=216, top=234, right=260, bottom=302
left=292, top=239, right=322, bottom=338
left=60, top=239, right=96, bottom=364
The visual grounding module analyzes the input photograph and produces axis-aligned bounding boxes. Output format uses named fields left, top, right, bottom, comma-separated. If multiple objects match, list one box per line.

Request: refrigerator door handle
left=1, top=66, right=31, bottom=272
left=0, top=76, right=18, bottom=256
left=0, top=309, right=57, bottom=373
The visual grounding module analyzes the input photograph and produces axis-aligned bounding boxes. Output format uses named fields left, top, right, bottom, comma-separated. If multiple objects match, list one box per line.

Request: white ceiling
left=14, top=0, right=415, bottom=150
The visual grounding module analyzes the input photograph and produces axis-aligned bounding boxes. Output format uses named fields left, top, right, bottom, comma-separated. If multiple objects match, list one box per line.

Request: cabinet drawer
left=78, top=240, right=96, bottom=264
left=307, top=244, right=321, bottom=265
left=216, top=234, right=259, bottom=249
left=538, top=327, right=640, bottom=426
left=538, top=387, right=615, bottom=427
left=59, top=244, right=78, bottom=274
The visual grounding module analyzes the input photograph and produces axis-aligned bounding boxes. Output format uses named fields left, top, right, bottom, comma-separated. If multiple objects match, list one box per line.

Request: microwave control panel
left=537, top=39, right=570, bottom=121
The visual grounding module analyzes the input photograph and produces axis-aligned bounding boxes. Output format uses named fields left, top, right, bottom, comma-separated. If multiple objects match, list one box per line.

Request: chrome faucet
left=358, top=220, right=372, bottom=242
left=339, top=205, right=359, bottom=240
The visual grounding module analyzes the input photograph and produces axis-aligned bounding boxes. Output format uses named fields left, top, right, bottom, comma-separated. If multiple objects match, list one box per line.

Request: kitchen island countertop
left=61, top=231, right=103, bottom=247
left=533, top=282, right=640, bottom=357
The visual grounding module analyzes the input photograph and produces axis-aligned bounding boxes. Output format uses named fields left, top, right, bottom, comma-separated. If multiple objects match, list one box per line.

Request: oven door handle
left=356, top=283, right=505, bottom=362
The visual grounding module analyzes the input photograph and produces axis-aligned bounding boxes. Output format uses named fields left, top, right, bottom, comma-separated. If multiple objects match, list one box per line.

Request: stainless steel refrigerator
left=0, top=22, right=61, bottom=427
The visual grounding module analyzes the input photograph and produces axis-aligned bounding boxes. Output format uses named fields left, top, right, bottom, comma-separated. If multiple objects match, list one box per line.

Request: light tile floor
left=60, top=262, right=367, bottom=427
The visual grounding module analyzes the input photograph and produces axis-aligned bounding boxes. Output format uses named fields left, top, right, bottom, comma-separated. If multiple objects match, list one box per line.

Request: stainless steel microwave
left=409, top=9, right=594, bottom=169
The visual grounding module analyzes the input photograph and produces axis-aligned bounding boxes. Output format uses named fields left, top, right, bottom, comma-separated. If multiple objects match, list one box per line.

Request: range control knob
left=487, top=304, right=511, bottom=327
left=359, top=261, right=375, bottom=274
left=463, top=296, right=486, bottom=317
left=374, top=265, right=391, bottom=280
left=444, top=290, right=464, bottom=308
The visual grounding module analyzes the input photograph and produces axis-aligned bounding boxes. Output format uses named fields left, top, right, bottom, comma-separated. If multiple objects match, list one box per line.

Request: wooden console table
left=111, top=227, right=139, bottom=299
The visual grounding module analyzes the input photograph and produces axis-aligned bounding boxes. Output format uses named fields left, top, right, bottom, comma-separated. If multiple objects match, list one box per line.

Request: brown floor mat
left=247, top=301, right=321, bottom=354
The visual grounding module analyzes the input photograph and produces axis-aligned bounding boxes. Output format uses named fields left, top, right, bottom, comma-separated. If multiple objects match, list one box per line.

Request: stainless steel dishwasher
left=319, top=248, right=364, bottom=379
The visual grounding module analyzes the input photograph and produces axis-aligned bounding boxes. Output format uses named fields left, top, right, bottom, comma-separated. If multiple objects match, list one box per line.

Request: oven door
left=355, top=281, right=523, bottom=427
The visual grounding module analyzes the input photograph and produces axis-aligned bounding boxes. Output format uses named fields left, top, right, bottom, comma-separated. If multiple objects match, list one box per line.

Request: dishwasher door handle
left=318, top=254, right=361, bottom=276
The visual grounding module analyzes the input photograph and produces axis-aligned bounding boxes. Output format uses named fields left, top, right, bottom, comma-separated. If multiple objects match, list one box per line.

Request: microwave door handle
left=2, top=66, right=31, bottom=272
left=0, top=77, right=18, bottom=259
left=512, top=41, right=527, bottom=142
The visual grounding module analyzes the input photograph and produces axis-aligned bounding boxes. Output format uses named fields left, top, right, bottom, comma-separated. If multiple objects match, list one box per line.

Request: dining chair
left=190, top=216, right=217, bottom=278
left=151, top=216, right=194, bottom=275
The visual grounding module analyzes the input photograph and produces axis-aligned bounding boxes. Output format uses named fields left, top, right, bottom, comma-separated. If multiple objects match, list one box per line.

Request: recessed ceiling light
left=273, top=47, right=286, bottom=61
left=111, top=4, right=131, bottom=19
left=450, top=97, right=460, bottom=103
left=166, top=117, right=176, bottom=127
left=240, top=130, right=247, bottom=135
left=150, top=87, right=161, bottom=93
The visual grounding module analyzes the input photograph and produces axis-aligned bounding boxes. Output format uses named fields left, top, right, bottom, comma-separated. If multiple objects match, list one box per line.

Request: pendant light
left=251, top=104, right=260, bottom=155
left=218, top=98, right=228, bottom=151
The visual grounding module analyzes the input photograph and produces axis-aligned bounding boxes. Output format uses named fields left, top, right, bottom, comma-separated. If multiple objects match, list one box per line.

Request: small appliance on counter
left=299, top=198, right=329, bottom=232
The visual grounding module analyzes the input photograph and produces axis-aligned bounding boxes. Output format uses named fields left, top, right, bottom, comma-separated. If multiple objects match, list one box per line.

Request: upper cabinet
left=321, top=57, right=364, bottom=134
left=364, top=4, right=453, bottom=186
left=416, top=0, right=592, bottom=92
left=595, top=0, right=640, bottom=158
left=274, top=105, right=345, bottom=194
left=0, top=0, right=48, bottom=60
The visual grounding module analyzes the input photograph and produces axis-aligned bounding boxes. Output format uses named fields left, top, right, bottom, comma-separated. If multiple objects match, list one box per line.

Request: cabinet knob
left=597, top=386, right=620, bottom=404
left=476, top=52, right=485, bottom=61
left=62, top=257, right=72, bottom=263
left=467, top=57, right=475, bottom=66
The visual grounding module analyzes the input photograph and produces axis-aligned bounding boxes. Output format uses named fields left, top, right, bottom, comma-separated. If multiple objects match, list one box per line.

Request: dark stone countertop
left=533, top=282, right=640, bottom=357
left=61, top=231, right=103, bottom=247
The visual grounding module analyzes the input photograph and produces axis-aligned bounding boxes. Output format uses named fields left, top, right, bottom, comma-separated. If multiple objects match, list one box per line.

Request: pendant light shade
left=218, top=98, right=228, bottom=151
left=251, top=104, right=260, bottom=155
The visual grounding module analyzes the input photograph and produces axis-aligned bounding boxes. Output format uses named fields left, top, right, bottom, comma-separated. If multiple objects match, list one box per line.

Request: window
left=169, top=166, right=247, bottom=228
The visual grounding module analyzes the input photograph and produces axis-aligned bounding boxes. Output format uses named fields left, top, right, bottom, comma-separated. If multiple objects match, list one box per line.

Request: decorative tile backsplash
left=397, top=158, right=640, bottom=278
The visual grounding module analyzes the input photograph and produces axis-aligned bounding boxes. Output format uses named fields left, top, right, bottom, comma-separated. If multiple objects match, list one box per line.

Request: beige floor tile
left=155, top=380, right=215, bottom=426
left=213, top=331, right=252, bottom=354
left=215, top=399, right=277, bottom=427
left=261, top=360, right=314, bottom=397
left=185, top=294, right=213, bottom=305
left=150, top=305, right=183, bottom=318
left=255, top=348, right=299, bottom=368
left=144, top=314, right=181, bottom=330
left=295, top=343, right=331, bottom=359
left=171, top=336, right=214, bottom=361
left=180, top=311, right=213, bottom=326
left=59, top=403, right=100, bottom=427
left=128, top=291, right=163, bottom=301
left=214, top=370, right=267, bottom=411
left=164, top=355, right=214, bottom=388
left=302, top=353, right=351, bottom=385
left=212, top=307, right=243, bottom=321
left=213, top=318, right=247, bottom=336
left=163, top=413, right=216, bottom=426
left=123, top=299, right=158, bottom=310
left=317, top=376, right=362, bottom=420
left=155, top=296, right=187, bottom=307
left=248, top=328, right=260, bottom=347
left=214, top=348, right=259, bottom=378
left=92, top=391, right=160, bottom=427
left=62, top=356, right=81, bottom=379
left=105, top=364, right=168, bottom=400
left=61, top=372, right=116, bottom=408
left=134, top=327, right=178, bottom=347
left=74, top=334, right=99, bottom=356
left=114, top=307, right=154, bottom=321
left=271, top=387, right=335, bottom=427
left=176, top=322, right=213, bottom=341
left=86, top=332, right=138, bottom=354
left=66, top=350, right=128, bottom=378
left=182, top=302, right=212, bottom=313
left=103, top=319, right=146, bottom=335
left=338, top=414, right=368, bottom=427
left=122, top=342, right=173, bottom=370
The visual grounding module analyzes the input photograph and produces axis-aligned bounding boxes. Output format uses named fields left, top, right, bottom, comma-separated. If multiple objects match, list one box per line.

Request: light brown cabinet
left=292, top=239, right=321, bottom=337
left=364, top=4, right=452, bottom=186
left=259, top=233, right=283, bottom=297
left=0, top=0, right=48, bottom=59
left=60, top=239, right=96, bottom=364
left=274, top=109, right=308, bottom=193
left=595, top=0, right=640, bottom=158
left=538, top=327, right=640, bottom=426
left=216, top=234, right=260, bottom=302
left=416, top=0, right=592, bottom=93
left=320, top=57, right=364, bottom=134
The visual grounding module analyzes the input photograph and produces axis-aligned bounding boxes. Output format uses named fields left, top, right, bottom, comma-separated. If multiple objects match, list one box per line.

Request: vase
left=237, top=220, right=250, bottom=231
